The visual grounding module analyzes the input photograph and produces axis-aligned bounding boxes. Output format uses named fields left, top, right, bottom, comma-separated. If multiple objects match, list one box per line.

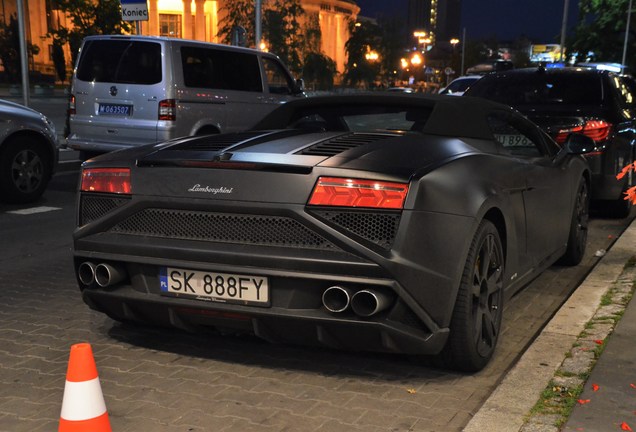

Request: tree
left=302, top=52, right=336, bottom=90
left=570, top=0, right=636, bottom=70
left=263, top=0, right=304, bottom=75
left=218, top=0, right=255, bottom=47
left=0, top=14, right=40, bottom=83
left=49, top=0, right=132, bottom=67
left=376, top=16, right=407, bottom=84
left=343, top=19, right=381, bottom=88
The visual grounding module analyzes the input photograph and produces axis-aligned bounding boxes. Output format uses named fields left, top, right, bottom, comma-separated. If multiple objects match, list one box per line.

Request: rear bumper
left=75, top=254, right=450, bottom=356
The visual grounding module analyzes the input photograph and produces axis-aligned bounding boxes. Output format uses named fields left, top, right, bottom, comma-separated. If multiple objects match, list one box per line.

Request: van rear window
left=181, top=46, right=263, bottom=92
left=76, top=40, right=162, bottom=84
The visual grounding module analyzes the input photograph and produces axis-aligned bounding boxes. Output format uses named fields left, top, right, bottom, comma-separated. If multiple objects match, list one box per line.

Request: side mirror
left=293, top=78, right=305, bottom=95
left=563, top=133, right=597, bottom=155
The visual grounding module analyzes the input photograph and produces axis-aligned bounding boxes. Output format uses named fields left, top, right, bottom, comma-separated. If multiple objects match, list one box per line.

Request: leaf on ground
left=621, top=422, right=632, bottom=431
left=592, top=384, right=599, bottom=392
left=577, top=399, right=591, bottom=405
left=406, top=388, right=417, bottom=394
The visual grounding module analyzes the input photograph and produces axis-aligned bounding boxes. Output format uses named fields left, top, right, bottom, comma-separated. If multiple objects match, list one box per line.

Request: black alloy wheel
left=559, top=179, right=589, bottom=266
left=442, top=220, right=504, bottom=372
left=0, top=138, right=51, bottom=203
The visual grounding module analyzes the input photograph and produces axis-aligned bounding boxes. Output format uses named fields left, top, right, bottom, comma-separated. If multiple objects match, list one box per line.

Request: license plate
left=494, top=134, right=533, bottom=147
left=98, top=103, right=132, bottom=116
left=159, top=267, right=269, bottom=306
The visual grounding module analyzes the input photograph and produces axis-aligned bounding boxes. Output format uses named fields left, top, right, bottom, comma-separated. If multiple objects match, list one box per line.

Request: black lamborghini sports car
left=74, top=94, right=593, bottom=371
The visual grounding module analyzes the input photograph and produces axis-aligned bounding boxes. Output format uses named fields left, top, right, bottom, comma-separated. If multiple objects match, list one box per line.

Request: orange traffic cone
left=59, top=343, right=111, bottom=432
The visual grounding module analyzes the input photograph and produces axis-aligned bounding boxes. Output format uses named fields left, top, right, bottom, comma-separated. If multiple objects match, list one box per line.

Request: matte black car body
left=464, top=67, right=636, bottom=217
left=73, top=94, right=591, bottom=371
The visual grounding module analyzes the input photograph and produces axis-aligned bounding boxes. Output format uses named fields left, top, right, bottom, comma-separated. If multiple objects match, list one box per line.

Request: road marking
left=7, top=206, right=62, bottom=215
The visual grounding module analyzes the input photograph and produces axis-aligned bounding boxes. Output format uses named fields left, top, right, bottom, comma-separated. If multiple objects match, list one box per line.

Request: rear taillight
left=159, top=99, right=176, bottom=121
left=68, top=94, right=76, bottom=115
left=555, top=119, right=612, bottom=144
left=81, top=168, right=131, bottom=194
left=308, top=177, right=408, bottom=209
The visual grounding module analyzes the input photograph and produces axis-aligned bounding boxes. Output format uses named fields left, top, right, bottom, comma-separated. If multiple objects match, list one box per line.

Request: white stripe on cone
left=60, top=377, right=107, bottom=421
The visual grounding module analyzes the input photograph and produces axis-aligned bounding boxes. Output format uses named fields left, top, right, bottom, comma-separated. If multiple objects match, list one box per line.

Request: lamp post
left=622, top=0, right=635, bottom=73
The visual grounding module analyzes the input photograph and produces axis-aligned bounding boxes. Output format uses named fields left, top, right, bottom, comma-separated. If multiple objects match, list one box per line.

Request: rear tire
left=558, top=179, right=589, bottom=266
left=441, top=220, right=504, bottom=372
left=0, top=137, right=52, bottom=203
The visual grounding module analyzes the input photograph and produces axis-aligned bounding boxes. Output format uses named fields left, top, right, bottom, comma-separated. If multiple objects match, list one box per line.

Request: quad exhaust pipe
left=322, top=286, right=354, bottom=313
left=79, top=261, right=127, bottom=287
left=350, top=289, right=393, bottom=317
left=322, top=286, right=394, bottom=317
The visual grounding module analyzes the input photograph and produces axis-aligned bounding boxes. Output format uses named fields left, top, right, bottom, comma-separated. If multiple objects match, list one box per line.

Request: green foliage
left=263, top=0, right=304, bottom=74
left=570, top=0, right=635, bottom=70
left=49, top=0, right=132, bottom=66
left=302, top=52, right=337, bottom=90
left=218, top=0, right=255, bottom=46
left=0, top=14, right=40, bottom=83
left=343, top=19, right=382, bottom=87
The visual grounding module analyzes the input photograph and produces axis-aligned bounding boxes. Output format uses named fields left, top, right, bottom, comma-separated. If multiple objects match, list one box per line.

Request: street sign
left=120, top=0, right=149, bottom=21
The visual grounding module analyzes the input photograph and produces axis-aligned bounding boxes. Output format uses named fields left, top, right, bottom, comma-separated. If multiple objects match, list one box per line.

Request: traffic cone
left=59, top=343, right=111, bottom=432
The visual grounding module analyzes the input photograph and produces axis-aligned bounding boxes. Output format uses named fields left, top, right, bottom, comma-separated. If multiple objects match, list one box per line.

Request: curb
left=464, top=217, right=636, bottom=432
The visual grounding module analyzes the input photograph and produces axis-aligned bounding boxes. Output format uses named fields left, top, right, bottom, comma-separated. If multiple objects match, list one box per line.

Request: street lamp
left=410, top=52, right=423, bottom=66
left=622, top=0, right=635, bottom=73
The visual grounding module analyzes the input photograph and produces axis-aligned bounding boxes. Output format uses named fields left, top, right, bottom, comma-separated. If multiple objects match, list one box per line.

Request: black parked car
left=465, top=67, right=636, bottom=217
left=74, top=94, right=593, bottom=371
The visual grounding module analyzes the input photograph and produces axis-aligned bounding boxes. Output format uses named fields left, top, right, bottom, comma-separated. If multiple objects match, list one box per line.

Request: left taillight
left=68, top=94, right=76, bottom=116
left=555, top=119, right=612, bottom=144
left=307, top=177, right=408, bottom=209
left=81, top=168, right=131, bottom=194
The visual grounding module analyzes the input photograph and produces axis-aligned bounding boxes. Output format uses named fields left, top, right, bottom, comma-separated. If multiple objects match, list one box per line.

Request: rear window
left=181, top=46, right=263, bottom=92
left=467, top=72, right=603, bottom=106
left=76, top=40, right=162, bottom=84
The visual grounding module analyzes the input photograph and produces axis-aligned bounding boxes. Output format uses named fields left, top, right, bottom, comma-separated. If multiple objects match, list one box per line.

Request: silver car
left=67, top=35, right=304, bottom=160
left=0, top=99, right=58, bottom=203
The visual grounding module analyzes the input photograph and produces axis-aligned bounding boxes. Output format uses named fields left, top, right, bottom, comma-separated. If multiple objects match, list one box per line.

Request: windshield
left=467, top=72, right=603, bottom=106
left=288, top=105, right=433, bottom=133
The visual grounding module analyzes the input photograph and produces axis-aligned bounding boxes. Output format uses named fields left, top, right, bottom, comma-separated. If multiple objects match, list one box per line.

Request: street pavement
left=1, top=87, right=635, bottom=431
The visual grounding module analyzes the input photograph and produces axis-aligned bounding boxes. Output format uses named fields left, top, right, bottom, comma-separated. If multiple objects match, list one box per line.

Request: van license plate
left=159, top=267, right=270, bottom=306
left=98, top=103, right=132, bottom=116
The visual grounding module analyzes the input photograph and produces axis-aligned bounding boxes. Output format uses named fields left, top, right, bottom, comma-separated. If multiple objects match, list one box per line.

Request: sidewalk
left=465, top=216, right=636, bottom=432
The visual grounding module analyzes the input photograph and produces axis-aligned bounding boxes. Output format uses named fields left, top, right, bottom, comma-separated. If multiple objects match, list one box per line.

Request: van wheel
left=0, top=137, right=52, bottom=203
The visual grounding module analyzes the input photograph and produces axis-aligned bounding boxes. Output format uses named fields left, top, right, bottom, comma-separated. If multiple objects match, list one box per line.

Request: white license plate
left=494, top=134, right=533, bottom=147
left=159, top=267, right=269, bottom=306
left=98, top=103, right=132, bottom=116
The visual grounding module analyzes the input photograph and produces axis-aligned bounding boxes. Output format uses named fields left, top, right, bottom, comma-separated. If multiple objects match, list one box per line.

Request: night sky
left=354, top=0, right=580, bottom=43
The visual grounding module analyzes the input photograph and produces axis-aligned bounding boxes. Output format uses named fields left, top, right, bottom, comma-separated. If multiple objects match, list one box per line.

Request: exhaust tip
left=322, top=286, right=353, bottom=313
left=351, top=289, right=394, bottom=317
left=78, top=262, right=96, bottom=286
left=94, top=263, right=126, bottom=288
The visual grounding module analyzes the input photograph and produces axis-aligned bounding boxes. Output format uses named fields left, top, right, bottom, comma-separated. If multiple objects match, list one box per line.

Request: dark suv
left=465, top=67, right=635, bottom=217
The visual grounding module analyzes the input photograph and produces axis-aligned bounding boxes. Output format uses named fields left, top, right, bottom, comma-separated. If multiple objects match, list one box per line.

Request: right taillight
left=158, top=99, right=176, bottom=121
left=555, top=119, right=612, bottom=144
left=307, top=177, right=409, bottom=209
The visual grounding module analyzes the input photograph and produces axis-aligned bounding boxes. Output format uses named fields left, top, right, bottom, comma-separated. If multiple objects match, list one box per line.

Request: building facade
left=2, top=0, right=359, bottom=82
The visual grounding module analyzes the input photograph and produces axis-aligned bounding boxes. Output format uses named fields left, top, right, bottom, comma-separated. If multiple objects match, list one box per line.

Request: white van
left=67, top=35, right=304, bottom=158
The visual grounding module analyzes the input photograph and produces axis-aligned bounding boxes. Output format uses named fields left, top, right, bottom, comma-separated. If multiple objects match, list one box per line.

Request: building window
left=160, top=14, right=182, bottom=38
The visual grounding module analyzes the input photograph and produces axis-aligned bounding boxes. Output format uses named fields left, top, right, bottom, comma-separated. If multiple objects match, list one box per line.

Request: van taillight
left=68, top=94, right=76, bottom=115
left=159, top=99, right=176, bottom=121
left=555, top=119, right=612, bottom=144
